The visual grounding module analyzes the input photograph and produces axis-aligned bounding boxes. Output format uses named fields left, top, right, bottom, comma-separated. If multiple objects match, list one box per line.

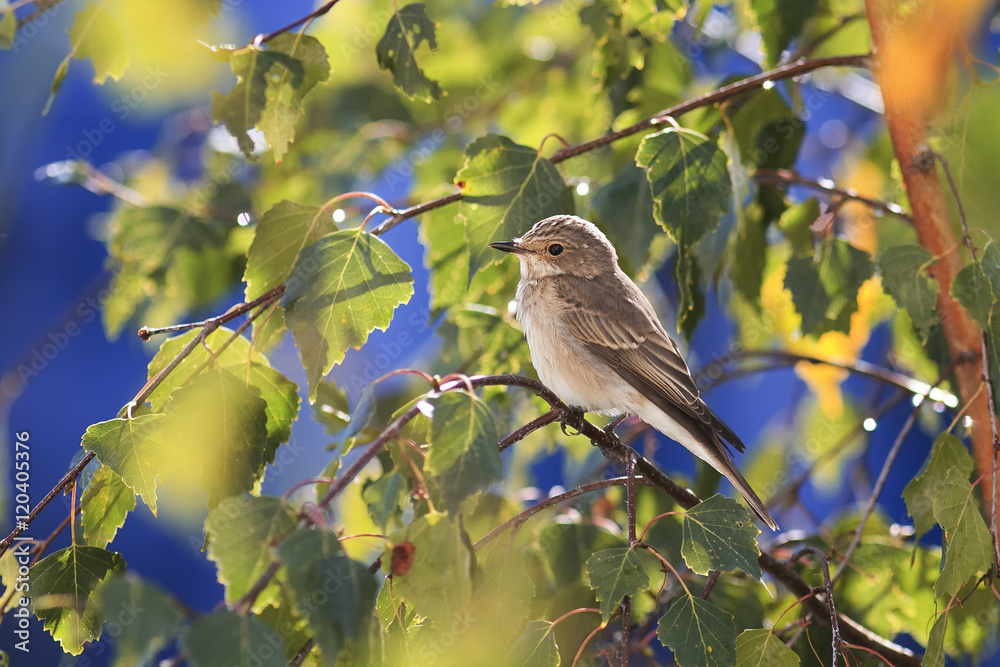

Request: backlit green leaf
left=376, top=3, right=442, bottom=102
left=456, top=133, right=574, bottom=276
left=183, top=610, right=286, bottom=667
left=0, top=9, right=16, bottom=50
left=902, top=433, right=974, bottom=539
left=275, top=529, right=376, bottom=665
left=585, top=547, right=650, bottom=623
left=657, top=592, right=737, bottom=667
left=735, top=628, right=800, bottom=666
left=682, top=494, right=762, bottom=580
left=385, top=513, right=474, bottom=627
left=81, top=465, right=135, bottom=548
left=66, top=2, right=129, bottom=84
left=160, top=368, right=269, bottom=506
left=99, top=575, right=183, bottom=667
left=750, top=0, right=820, bottom=66
left=81, top=415, right=164, bottom=515
left=785, top=238, right=873, bottom=335
left=636, top=125, right=731, bottom=244
left=878, top=245, right=939, bottom=340
left=508, top=620, right=560, bottom=667
left=923, top=614, right=947, bottom=667
left=426, top=390, right=504, bottom=514
left=244, top=200, right=336, bottom=347
left=282, top=229, right=413, bottom=400
left=210, top=34, right=330, bottom=159
left=32, top=545, right=126, bottom=655
left=933, top=467, right=993, bottom=597
left=205, top=496, right=297, bottom=606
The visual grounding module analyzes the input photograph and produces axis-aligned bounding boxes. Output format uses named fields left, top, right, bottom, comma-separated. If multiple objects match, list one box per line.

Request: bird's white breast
left=515, top=278, right=634, bottom=413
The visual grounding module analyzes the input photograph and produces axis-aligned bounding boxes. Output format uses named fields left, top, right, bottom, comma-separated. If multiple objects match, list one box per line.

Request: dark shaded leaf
left=183, top=610, right=287, bottom=667
left=586, top=547, right=650, bottom=623
left=657, top=592, right=737, bottom=667
left=879, top=245, right=939, bottom=340
left=99, top=575, right=183, bottom=667
left=902, top=433, right=974, bottom=539
left=376, top=3, right=442, bottom=101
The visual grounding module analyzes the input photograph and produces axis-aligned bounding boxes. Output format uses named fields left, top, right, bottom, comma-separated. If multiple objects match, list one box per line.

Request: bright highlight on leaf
left=282, top=229, right=414, bottom=400
left=376, top=3, right=442, bottom=102
left=81, top=465, right=136, bottom=548
left=211, top=34, right=330, bottom=160
left=81, top=414, right=164, bottom=515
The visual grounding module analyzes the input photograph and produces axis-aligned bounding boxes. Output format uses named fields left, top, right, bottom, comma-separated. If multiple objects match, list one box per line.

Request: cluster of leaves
left=3, top=0, right=1000, bottom=665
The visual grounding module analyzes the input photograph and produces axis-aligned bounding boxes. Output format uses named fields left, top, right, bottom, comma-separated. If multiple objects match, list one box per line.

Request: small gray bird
left=490, top=214, right=778, bottom=530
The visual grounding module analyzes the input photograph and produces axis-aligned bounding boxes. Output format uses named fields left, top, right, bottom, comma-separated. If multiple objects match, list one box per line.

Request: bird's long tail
left=714, top=457, right=779, bottom=531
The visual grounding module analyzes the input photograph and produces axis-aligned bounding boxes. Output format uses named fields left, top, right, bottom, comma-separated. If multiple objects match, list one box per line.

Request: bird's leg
left=560, top=406, right=587, bottom=436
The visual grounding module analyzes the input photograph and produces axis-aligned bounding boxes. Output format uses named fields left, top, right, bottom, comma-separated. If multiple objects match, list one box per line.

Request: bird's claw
left=560, top=407, right=586, bottom=436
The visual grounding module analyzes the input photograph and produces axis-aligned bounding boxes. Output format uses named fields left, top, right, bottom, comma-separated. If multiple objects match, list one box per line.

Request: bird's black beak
left=489, top=240, right=529, bottom=254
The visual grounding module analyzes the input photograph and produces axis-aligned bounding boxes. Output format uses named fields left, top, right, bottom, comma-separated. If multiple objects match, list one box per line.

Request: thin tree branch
left=753, top=168, right=912, bottom=222
left=791, top=547, right=842, bottom=667
left=370, top=54, right=870, bottom=237
left=498, top=409, right=558, bottom=451
left=253, top=0, right=344, bottom=45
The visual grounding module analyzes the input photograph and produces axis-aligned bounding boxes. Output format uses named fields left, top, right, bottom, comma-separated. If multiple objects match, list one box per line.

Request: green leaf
left=952, top=242, right=1000, bottom=330
left=585, top=547, right=651, bottom=623
left=878, top=245, right=939, bottom=340
left=591, top=165, right=659, bottom=275
left=313, top=379, right=352, bottom=436
left=425, top=391, right=503, bottom=513
left=785, top=238, right=873, bottom=336
left=205, top=496, right=298, bottom=606
left=923, top=614, right=947, bottom=667
left=376, top=3, right=442, bottom=102
left=419, top=206, right=471, bottom=312
left=102, top=205, right=236, bottom=339
left=750, top=0, right=820, bottom=66
left=476, top=543, right=536, bottom=645
left=98, top=575, right=183, bottom=667
left=244, top=200, right=337, bottom=347
left=456, top=133, right=574, bottom=276
left=682, top=494, right=762, bottom=579
left=0, top=9, right=16, bottom=50
left=385, top=513, right=474, bottom=627
left=440, top=307, right=530, bottom=376
left=81, top=465, right=136, bottom=548
left=933, top=467, right=993, bottom=597
left=508, top=620, right=560, bottom=667
left=210, top=34, right=330, bottom=159
left=675, top=244, right=706, bottom=339
left=32, top=545, right=126, bottom=655
left=81, top=415, right=164, bottom=515
left=902, top=433, right=975, bottom=539
left=282, top=229, right=414, bottom=400
left=636, top=125, right=731, bottom=245
left=275, top=528, right=376, bottom=665
left=183, top=610, right=287, bottom=667
left=160, top=368, right=269, bottom=506
left=68, top=2, right=129, bottom=84
left=363, top=471, right=408, bottom=529
left=657, top=592, right=737, bottom=667
left=735, top=628, right=800, bottom=666
left=778, top=198, right=820, bottom=256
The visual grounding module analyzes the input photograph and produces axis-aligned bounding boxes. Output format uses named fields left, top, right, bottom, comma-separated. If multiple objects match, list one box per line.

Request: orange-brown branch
left=865, top=0, right=997, bottom=519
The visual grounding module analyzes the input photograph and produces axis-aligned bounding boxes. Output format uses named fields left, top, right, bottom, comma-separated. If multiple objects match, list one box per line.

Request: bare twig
left=499, top=409, right=558, bottom=451
left=791, top=547, right=842, bottom=667
left=253, top=0, right=344, bottom=45
left=754, top=168, right=911, bottom=222
left=289, top=639, right=316, bottom=667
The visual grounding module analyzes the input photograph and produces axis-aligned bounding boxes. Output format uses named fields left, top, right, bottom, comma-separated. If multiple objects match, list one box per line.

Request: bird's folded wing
left=555, top=279, right=746, bottom=453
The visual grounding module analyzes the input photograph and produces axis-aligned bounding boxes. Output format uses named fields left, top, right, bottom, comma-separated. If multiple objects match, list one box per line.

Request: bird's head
left=489, top=215, right=619, bottom=280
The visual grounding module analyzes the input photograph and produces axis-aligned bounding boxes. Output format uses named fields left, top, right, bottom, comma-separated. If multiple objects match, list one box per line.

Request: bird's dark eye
left=548, top=243, right=564, bottom=256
